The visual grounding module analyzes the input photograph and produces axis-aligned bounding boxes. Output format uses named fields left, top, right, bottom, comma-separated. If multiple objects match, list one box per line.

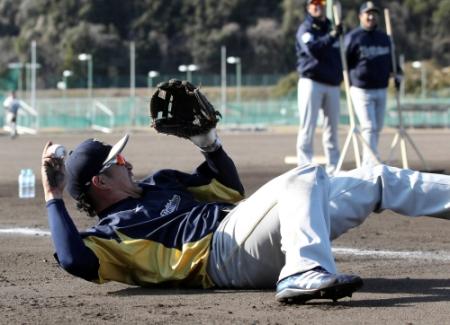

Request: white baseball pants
left=6, top=112, right=17, bottom=138
left=350, top=86, right=388, bottom=166
left=207, top=164, right=450, bottom=288
left=296, top=78, right=341, bottom=175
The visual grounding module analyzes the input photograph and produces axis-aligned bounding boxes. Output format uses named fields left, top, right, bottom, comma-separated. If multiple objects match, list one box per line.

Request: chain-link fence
left=1, top=71, right=449, bottom=133
left=1, top=96, right=448, bottom=134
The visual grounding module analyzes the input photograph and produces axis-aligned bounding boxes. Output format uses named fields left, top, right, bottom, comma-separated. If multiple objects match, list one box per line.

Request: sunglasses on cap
left=98, top=154, right=127, bottom=174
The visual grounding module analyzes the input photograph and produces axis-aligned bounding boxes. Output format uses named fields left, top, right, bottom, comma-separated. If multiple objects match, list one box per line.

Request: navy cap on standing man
left=359, top=1, right=380, bottom=14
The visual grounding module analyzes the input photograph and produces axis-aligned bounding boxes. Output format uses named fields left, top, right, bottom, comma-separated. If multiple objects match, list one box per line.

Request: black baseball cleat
left=275, top=267, right=363, bottom=304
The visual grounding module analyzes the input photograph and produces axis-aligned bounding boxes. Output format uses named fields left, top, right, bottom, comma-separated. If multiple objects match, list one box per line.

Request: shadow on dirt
left=109, top=278, right=450, bottom=308
left=349, top=277, right=450, bottom=307
left=109, top=287, right=270, bottom=297
left=310, top=277, right=450, bottom=308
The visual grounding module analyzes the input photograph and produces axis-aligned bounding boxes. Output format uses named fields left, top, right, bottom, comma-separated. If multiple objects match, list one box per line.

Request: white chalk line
left=1, top=227, right=450, bottom=262
left=333, top=247, right=450, bottom=262
left=0, top=227, right=50, bottom=236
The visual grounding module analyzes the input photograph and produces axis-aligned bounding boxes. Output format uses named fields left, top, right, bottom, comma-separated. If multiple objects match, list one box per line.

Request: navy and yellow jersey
left=47, top=147, right=244, bottom=288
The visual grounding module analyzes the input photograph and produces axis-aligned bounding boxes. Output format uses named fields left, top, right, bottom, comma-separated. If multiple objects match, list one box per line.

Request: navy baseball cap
left=359, top=1, right=380, bottom=14
left=65, top=134, right=129, bottom=200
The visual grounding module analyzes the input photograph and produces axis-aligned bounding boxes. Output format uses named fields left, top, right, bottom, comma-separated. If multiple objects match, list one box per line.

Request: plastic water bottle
left=18, top=169, right=26, bottom=198
left=18, top=169, right=35, bottom=199
left=28, top=169, right=36, bottom=198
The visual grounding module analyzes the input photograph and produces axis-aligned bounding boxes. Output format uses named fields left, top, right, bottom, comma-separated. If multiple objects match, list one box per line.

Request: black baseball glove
left=150, top=79, right=222, bottom=138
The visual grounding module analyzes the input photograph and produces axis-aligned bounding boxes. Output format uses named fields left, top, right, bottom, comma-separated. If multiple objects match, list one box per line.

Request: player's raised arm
left=149, top=79, right=244, bottom=195
left=41, top=141, right=99, bottom=281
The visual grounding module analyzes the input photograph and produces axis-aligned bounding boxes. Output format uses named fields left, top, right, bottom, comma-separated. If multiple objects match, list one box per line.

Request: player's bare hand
left=41, top=141, right=66, bottom=201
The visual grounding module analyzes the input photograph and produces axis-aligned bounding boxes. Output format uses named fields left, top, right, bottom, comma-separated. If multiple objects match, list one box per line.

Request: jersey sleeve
left=344, top=32, right=358, bottom=69
left=388, top=40, right=403, bottom=75
left=201, top=146, right=244, bottom=195
left=297, top=25, right=336, bottom=58
left=150, top=146, right=245, bottom=203
left=3, top=96, right=11, bottom=108
left=46, top=199, right=100, bottom=281
left=189, top=145, right=245, bottom=203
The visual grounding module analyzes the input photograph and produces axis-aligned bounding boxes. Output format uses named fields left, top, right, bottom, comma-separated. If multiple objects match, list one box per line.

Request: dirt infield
left=1, top=127, right=449, bottom=324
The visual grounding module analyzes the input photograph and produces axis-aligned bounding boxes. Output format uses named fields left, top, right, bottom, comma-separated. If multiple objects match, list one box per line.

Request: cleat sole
left=277, top=278, right=363, bottom=304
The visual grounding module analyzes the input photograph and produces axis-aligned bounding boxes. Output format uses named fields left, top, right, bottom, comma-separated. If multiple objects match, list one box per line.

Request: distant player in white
left=295, top=0, right=343, bottom=175
left=3, top=90, right=21, bottom=139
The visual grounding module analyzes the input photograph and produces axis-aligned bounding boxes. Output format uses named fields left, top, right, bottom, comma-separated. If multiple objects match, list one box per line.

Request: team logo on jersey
left=302, top=32, right=313, bottom=44
left=160, top=194, right=181, bottom=217
left=359, top=45, right=389, bottom=59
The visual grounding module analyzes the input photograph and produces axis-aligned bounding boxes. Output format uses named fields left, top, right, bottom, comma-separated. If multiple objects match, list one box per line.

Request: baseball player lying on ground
left=41, top=80, right=450, bottom=304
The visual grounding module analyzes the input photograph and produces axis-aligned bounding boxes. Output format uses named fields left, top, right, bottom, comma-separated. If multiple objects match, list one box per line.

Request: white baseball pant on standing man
left=350, top=86, right=387, bottom=166
left=297, top=78, right=341, bottom=175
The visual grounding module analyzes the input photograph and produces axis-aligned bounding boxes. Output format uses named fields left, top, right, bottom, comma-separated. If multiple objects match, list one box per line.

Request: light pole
left=25, top=62, right=40, bottom=102
left=412, top=61, right=426, bottom=98
left=78, top=53, right=93, bottom=98
left=178, top=64, right=198, bottom=82
left=130, top=41, right=135, bottom=99
left=57, top=79, right=67, bottom=101
left=7, top=62, right=24, bottom=94
left=226, top=56, right=241, bottom=104
left=30, top=41, right=37, bottom=114
left=148, top=70, right=159, bottom=95
left=62, top=70, right=73, bottom=98
left=220, top=46, right=227, bottom=117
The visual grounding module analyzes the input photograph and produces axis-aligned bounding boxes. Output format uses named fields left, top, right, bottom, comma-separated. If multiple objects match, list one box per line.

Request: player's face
left=307, top=3, right=326, bottom=20
left=360, top=10, right=378, bottom=30
left=100, top=156, right=142, bottom=198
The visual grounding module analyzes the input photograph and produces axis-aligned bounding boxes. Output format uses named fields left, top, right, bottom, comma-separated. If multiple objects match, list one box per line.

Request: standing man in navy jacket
left=345, top=1, right=402, bottom=166
left=295, top=0, right=343, bottom=175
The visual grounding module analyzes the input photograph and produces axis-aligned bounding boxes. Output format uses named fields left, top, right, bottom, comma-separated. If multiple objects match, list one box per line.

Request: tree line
left=0, top=0, right=449, bottom=88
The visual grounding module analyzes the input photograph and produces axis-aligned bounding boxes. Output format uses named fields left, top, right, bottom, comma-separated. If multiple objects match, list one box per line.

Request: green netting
left=35, top=97, right=151, bottom=130
left=385, top=97, right=450, bottom=128
left=1, top=96, right=448, bottom=131
left=222, top=98, right=355, bottom=126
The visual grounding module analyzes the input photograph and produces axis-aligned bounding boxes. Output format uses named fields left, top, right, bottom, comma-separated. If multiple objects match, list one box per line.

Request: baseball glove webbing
left=150, top=79, right=221, bottom=138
